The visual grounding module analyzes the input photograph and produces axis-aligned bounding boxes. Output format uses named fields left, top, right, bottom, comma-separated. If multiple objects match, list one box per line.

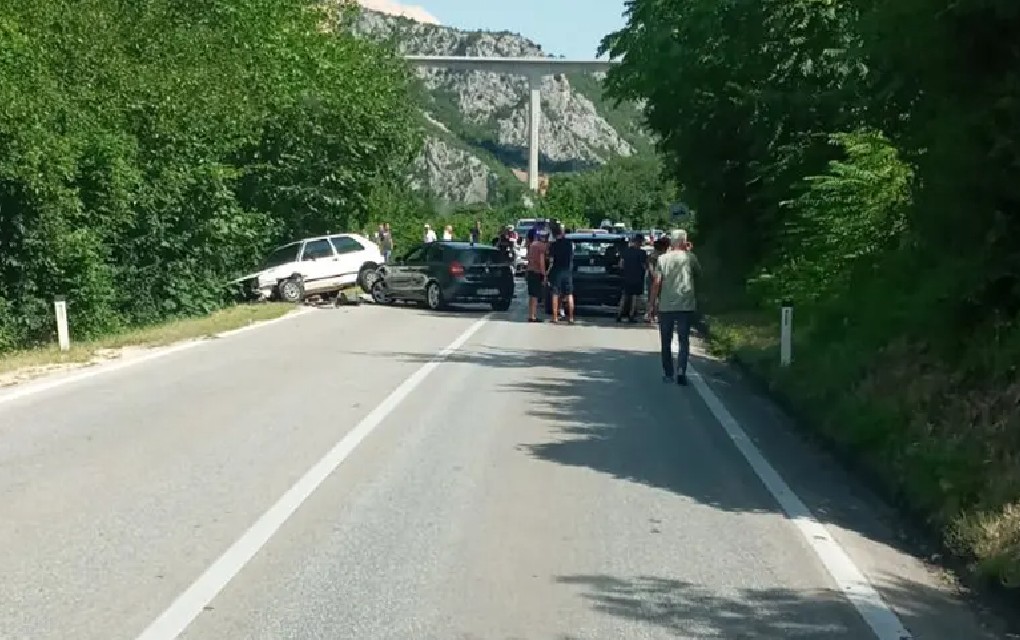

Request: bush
left=0, top=0, right=420, bottom=350
left=604, top=0, right=1020, bottom=588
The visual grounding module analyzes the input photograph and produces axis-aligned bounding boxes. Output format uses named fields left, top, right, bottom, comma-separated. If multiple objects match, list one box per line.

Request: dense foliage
left=362, top=154, right=685, bottom=259
left=0, top=0, right=420, bottom=350
left=360, top=180, right=528, bottom=255
left=542, top=155, right=682, bottom=232
left=603, top=0, right=1020, bottom=587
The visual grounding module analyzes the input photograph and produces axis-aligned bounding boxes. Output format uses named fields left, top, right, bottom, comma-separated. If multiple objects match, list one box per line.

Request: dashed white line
left=133, top=314, right=491, bottom=640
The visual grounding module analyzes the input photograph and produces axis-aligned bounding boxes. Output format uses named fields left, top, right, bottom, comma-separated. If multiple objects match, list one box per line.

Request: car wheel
left=371, top=280, right=392, bottom=305
left=425, top=282, right=445, bottom=311
left=492, top=297, right=512, bottom=312
left=357, top=264, right=378, bottom=291
left=276, top=277, right=304, bottom=304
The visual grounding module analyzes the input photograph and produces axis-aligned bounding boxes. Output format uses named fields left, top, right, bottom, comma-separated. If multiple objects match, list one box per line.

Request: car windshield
left=262, top=244, right=299, bottom=269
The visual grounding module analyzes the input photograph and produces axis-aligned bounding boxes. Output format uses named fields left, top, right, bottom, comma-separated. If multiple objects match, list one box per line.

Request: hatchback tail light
left=449, top=261, right=465, bottom=278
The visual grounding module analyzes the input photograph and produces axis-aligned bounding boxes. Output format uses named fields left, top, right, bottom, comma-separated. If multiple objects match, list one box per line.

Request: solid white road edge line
left=133, top=314, right=492, bottom=640
left=0, top=306, right=313, bottom=409
left=687, top=359, right=912, bottom=640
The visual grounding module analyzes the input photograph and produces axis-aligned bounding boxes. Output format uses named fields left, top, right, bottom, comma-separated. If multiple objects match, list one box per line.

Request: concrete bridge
left=404, top=56, right=619, bottom=194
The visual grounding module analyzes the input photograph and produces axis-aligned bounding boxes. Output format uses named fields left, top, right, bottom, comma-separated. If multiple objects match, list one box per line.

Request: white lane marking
left=0, top=307, right=312, bottom=409
left=687, top=360, right=912, bottom=640
left=134, top=314, right=491, bottom=640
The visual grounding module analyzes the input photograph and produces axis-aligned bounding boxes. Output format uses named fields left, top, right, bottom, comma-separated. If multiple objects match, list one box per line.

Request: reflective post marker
left=780, top=300, right=793, bottom=366
left=54, top=295, right=70, bottom=352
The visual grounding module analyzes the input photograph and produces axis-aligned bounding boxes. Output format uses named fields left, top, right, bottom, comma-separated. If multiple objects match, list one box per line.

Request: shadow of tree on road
left=555, top=573, right=984, bottom=639
left=340, top=340, right=1010, bottom=637
left=342, top=343, right=782, bottom=514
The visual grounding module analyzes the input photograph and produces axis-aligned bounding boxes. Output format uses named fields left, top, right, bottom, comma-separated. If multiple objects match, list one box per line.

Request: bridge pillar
left=404, top=57, right=620, bottom=196
left=527, top=72, right=542, bottom=193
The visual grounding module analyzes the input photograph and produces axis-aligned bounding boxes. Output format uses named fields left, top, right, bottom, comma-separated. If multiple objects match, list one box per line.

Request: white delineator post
left=54, top=295, right=70, bottom=352
left=527, top=72, right=542, bottom=193
left=780, top=299, right=793, bottom=366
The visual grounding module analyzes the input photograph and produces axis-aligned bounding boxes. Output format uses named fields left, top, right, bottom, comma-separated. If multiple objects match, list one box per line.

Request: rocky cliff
left=349, top=9, right=652, bottom=204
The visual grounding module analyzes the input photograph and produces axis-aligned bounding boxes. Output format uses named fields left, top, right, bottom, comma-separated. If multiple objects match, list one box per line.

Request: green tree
left=0, top=0, right=422, bottom=348
left=542, top=156, right=678, bottom=230
left=598, top=0, right=1020, bottom=589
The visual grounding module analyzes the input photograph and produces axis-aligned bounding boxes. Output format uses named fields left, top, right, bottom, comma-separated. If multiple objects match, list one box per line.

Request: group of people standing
left=523, top=225, right=700, bottom=386
left=376, top=220, right=699, bottom=385
left=422, top=221, right=486, bottom=245
left=375, top=220, right=489, bottom=263
left=523, top=221, right=575, bottom=324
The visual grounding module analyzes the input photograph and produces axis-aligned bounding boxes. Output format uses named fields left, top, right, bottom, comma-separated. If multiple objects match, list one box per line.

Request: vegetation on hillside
left=361, top=180, right=530, bottom=255
left=542, top=156, right=682, bottom=232
left=0, top=0, right=420, bottom=351
left=602, top=0, right=1020, bottom=588
left=565, top=73, right=654, bottom=157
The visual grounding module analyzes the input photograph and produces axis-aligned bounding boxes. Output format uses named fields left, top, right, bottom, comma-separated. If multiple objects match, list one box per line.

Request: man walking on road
left=649, top=230, right=700, bottom=386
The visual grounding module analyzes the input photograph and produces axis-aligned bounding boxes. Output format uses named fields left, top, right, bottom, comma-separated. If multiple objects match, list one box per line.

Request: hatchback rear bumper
left=444, top=281, right=514, bottom=303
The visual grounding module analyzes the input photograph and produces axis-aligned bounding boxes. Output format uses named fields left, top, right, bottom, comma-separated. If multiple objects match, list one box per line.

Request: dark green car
left=371, top=241, right=515, bottom=311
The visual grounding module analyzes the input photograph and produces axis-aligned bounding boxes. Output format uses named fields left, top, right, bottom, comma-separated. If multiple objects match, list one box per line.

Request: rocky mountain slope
left=348, top=9, right=653, bottom=204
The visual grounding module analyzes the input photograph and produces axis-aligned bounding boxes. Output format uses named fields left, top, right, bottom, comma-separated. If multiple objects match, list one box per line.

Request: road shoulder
left=689, top=340, right=1015, bottom=639
left=0, top=304, right=308, bottom=406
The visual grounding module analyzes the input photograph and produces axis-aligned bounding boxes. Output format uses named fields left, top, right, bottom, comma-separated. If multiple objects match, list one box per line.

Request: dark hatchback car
left=544, top=232, right=630, bottom=314
left=371, top=241, right=515, bottom=311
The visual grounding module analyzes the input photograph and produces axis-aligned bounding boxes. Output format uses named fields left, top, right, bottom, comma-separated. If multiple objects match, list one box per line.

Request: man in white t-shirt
left=649, top=229, right=701, bottom=386
left=424, top=224, right=437, bottom=243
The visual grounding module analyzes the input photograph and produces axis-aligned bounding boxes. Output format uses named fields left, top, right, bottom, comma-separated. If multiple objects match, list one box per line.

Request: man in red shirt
left=525, top=228, right=549, bottom=322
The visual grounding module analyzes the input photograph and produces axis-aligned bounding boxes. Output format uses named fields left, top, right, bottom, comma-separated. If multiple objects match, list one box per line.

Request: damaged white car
left=235, top=234, right=384, bottom=303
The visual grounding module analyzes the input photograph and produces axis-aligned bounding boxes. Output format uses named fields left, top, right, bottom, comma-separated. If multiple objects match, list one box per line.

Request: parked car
left=371, top=241, right=515, bottom=311
left=512, top=242, right=528, bottom=276
left=635, top=229, right=664, bottom=242
left=544, top=232, right=629, bottom=314
left=235, top=234, right=384, bottom=303
left=514, top=217, right=548, bottom=239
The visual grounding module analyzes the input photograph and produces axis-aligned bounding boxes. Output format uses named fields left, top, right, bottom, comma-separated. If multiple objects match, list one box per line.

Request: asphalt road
left=0, top=291, right=1007, bottom=640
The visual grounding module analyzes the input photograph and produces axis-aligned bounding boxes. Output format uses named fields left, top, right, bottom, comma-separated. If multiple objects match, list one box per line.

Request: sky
left=358, top=0, right=628, bottom=60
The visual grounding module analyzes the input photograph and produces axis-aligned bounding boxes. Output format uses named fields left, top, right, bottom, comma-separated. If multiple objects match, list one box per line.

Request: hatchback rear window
left=572, top=239, right=626, bottom=262
left=451, top=247, right=510, bottom=264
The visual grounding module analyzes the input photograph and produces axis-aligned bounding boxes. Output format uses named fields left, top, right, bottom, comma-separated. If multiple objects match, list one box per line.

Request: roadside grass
left=707, top=306, right=1020, bottom=593
left=0, top=303, right=297, bottom=377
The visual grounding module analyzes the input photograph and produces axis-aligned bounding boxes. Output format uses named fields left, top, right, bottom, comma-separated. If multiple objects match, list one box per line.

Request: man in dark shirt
left=617, top=234, right=648, bottom=323
left=495, top=227, right=515, bottom=262
left=547, top=221, right=575, bottom=324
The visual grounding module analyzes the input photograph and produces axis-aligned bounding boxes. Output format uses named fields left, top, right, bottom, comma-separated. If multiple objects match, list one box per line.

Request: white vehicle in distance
left=598, top=219, right=629, bottom=234
left=235, top=233, right=384, bottom=303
